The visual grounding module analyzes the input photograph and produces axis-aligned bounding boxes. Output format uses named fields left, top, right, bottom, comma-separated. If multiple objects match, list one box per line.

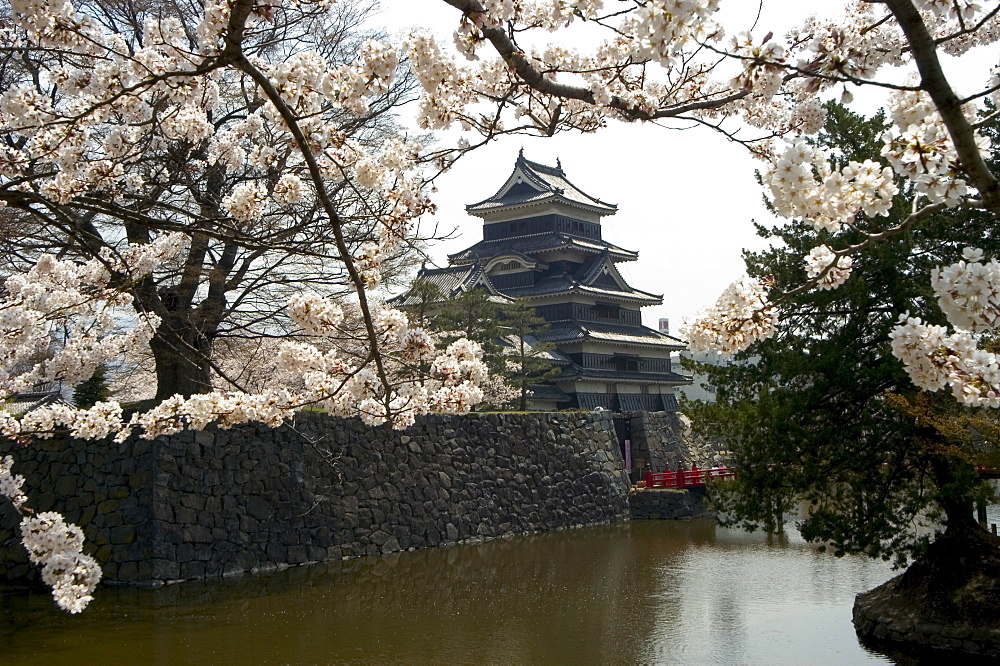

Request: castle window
left=614, top=355, right=639, bottom=372
left=596, top=302, right=619, bottom=320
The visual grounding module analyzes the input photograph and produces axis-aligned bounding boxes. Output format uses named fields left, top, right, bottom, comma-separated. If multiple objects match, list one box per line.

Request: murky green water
left=1, top=520, right=900, bottom=664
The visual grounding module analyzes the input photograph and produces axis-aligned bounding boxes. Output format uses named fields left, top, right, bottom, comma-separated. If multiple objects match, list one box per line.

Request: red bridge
left=643, top=466, right=736, bottom=489
left=642, top=465, right=995, bottom=490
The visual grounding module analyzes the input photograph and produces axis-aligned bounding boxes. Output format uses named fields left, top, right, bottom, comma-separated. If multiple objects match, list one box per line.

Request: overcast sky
left=373, top=1, right=996, bottom=333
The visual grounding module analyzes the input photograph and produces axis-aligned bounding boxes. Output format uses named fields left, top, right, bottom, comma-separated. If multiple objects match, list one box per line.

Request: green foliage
left=412, top=285, right=561, bottom=411
left=402, top=278, right=443, bottom=329
left=434, top=287, right=506, bottom=373
left=687, top=102, right=1000, bottom=565
left=72, top=365, right=113, bottom=408
left=500, top=299, right=561, bottom=411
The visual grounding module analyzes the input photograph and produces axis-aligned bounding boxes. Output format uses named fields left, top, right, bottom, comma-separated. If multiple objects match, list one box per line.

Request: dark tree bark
left=149, top=316, right=215, bottom=400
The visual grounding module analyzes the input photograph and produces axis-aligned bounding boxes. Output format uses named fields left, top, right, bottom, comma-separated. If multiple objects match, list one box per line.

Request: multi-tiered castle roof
left=396, top=152, right=690, bottom=411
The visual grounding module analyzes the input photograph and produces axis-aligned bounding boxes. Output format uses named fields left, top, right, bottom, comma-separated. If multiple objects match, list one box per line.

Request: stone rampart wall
left=628, top=411, right=728, bottom=474
left=628, top=487, right=709, bottom=520
left=1, top=411, right=629, bottom=587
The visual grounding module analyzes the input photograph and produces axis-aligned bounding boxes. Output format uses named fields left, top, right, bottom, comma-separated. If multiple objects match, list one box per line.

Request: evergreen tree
left=500, top=300, right=561, bottom=411
left=72, top=365, right=113, bottom=409
left=687, top=102, right=1000, bottom=567
left=434, top=288, right=506, bottom=375
left=402, top=278, right=443, bottom=329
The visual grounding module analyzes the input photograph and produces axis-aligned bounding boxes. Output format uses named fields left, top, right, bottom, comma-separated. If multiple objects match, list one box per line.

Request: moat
left=2, top=519, right=909, bottom=664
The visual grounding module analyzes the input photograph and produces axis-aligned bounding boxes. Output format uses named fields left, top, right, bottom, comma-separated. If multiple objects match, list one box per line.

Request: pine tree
left=73, top=365, right=113, bottom=408
left=687, top=102, right=1000, bottom=567
left=402, top=278, right=443, bottom=329
left=434, top=288, right=506, bottom=375
left=500, top=300, right=561, bottom=411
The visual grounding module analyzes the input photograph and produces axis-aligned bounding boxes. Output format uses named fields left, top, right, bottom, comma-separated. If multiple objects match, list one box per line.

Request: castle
left=395, top=152, right=690, bottom=410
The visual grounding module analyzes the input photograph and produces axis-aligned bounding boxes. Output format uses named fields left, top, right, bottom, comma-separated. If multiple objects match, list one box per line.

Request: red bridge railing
left=644, top=466, right=736, bottom=489
left=642, top=465, right=993, bottom=490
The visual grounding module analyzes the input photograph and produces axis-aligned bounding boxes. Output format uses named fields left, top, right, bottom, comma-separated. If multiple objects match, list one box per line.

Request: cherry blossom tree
left=0, top=0, right=485, bottom=612
left=0, top=0, right=431, bottom=400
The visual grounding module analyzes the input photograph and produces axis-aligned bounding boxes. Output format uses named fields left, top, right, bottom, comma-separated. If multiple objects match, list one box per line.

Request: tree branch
left=884, top=0, right=1000, bottom=213
left=439, top=0, right=748, bottom=121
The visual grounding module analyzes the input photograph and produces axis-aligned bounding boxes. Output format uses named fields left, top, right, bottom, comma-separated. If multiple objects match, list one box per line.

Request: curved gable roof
left=484, top=251, right=548, bottom=273
left=387, top=263, right=511, bottom=307
left=466, top=151, right=617, bottom=216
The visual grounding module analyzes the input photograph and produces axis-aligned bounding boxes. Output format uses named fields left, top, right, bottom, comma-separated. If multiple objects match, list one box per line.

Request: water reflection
left=1, top=521, right=897, bottom=665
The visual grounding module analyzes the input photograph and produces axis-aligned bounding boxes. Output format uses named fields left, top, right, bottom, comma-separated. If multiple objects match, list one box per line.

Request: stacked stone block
left=1, top=411, right=630, bottom=587
left=628, top=411, right=729, bottom=474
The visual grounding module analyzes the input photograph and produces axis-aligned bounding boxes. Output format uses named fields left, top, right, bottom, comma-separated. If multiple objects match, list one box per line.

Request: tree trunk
left=929, top=454, right=983, bottom=537
left=149, top=314, right=215, bottom=400
left=892, top=454, right=1000, bottom=621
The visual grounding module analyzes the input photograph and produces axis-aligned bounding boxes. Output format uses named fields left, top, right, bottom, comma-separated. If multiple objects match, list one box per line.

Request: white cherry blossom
left=804, top=245, right=854, bottom=290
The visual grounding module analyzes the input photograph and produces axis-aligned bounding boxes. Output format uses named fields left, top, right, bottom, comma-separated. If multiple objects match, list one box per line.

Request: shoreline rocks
left=854, top=574, right=1000, bottom=657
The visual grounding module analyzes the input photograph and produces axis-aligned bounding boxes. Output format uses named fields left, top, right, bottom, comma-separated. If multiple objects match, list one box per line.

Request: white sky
left=372, top=1, right=999, bottom=332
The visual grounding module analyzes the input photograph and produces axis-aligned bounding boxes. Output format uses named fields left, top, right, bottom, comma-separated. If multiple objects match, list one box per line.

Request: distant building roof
left=499, top=334, right=572, bottom=365
left=526, top=383, right=571, bottom=403
left=2, top=390, right=69, bottom=416
left=467, top=152, right=617, bottom=216
left=387, top=263, right=511, bottom=307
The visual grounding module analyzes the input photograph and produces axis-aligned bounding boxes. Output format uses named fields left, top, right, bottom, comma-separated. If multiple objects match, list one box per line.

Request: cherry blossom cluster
left=890, top=247, right=1000, bottom=407
left=764, top=140, right=899, bottom=233
left=404, top=0, right=978, bottom=147
left=1, top=235, right=185, bottom=400
left=889, top=314, right=1000, bottom=407
left=804, top=245, right=854, bottom=291
left=0, top=457, right=100, bottom=614
left=881, top=85, right=985, bottom=206
left=914, top=0, right=984, bottom=21
left=729, top=31, right=785, bottom=98
left=683, top=277, right=777, bottom=356
left=2, top=0, right=434, bottom=293
left=19, top=512, right=102, bottom=614
left=0, top=456, right=27, bottom=509
left=627, top=0, right=723, bottom=67
left=6, top=295, right=490, bottom=441
left=930, top=247, right=1000, bottom=332
left=277, top=296, right=487, bottom=430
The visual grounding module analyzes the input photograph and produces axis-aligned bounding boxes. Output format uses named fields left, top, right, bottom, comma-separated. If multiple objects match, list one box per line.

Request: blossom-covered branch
left=0, top=0, right=486, bottom=612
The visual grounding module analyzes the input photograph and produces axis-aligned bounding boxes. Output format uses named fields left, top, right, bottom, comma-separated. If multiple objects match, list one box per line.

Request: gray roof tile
left=448, top=232, right=637, bottom=264
left=467, top=154, right=617, bottom=214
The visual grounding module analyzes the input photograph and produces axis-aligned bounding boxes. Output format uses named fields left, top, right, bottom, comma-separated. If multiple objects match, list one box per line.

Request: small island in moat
left=853, top=515, right=1000, bottom=656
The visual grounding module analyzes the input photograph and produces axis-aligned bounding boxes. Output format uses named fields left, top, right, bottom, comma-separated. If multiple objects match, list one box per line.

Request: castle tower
left=395, top=153, right=690, bottom=410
